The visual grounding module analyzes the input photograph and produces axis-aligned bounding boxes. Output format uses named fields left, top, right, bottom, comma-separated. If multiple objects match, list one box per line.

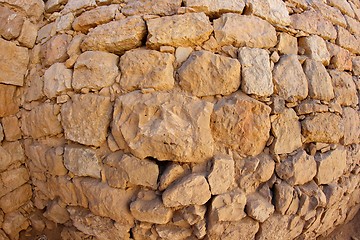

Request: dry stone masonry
left=0, top=0, right=359, bottom=239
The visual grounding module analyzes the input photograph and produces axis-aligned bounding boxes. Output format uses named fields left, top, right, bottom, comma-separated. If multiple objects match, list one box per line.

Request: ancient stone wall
left=0, top=0, right=360, bottom=239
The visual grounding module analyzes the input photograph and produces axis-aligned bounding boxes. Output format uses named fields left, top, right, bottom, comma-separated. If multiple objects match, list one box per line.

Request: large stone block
left=0, top=184, right=32, bottom=213
left=178, top=50, right=241, bottom=96
left=209, top=190, right=246, bottom=222
left=43, top=63, right=72, bottom=98
left=122, top=0, right=182, bottom=16
left=0, top=6, right=24, bottom=40
left=207, top=154, right=235, bottom=195
left=343, top=107, right=360, bottom=145
left=329, top=70, right=358, bottom=106
left=185, top=0, right=245, bottom=16
left=0, top=0, right=44, bottom=21
left=246, top=0, right=291, bottom=26
left=299, top=35, right=331, bottom=65
left=112, top=91, right=214, bottom=162
left=0, top=167, right=29, bottom=198
left=40, top=34, right=71, bottom=67
left=315, top=147, right=347, bottom=184
left=0, top=84, right=19, bottom=117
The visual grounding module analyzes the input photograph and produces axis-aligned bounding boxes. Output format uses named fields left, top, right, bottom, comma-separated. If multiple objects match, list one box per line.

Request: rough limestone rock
left=64, top=146, right=101, bottom=179
left=178, top=50, right=241, bottom=96
left=130, top=191, right=172, bottom=224
left=62, top=0, right=96, bottom=14
left=273, top=181, right=294, bottom=214
left=155, top=224, right=192, bottom=240
left=0, top=168, right=29, bottom=198
left=343, top=107, right=360, bottom=145
left=276, top=150, right=317, bottom=186
left=61, top=94, right=112, bottom=147
left=0, top=6, right=24, bottom=40
left=104, top=153, right=159, bottom=189
left=146, top=13, right=213, bottom=49
left=2, top=116, right=21, bottom=141
left=238, top=47, right=273, bottom=97
left=329, top=70, right=358, bottom=106
left=209, top=190, right=246, bottom=222
left=21, top=103, right=63, bottom=139
left=277, top=32, right=298, bottom=55
left=162, top=174, right=211, bottom=207
left=207, top=154, right=235, bottom=195
left=120, top=49, right=175, bottom=92
left=290, top=10, right=337, bottom=40
left=0, top=38, right=29, bottom=86
left=159, top=163, right=185, bottom=191
left=81, top=16, right=146, bottom=54
left=208, top=217, right=259, bottom=240
left=336, top=26, right=360, bottom=54
left=246, top=193, right=274, bottom=222
left=214, top=14, right=277, bottom=48
left=211, top=92, right=271, bottom=156
left=273, top=54, right=308, bottom=102
left=315, top=147, right=347, bottom=185
left=299, top=35, right=331, bottom=66
left=0, top=84, right=19, bottom=117
left=43, top=201, right=70, bottom=224
left=303, top=59, right=334, bottom=101
left=40, top=34, right=72, bottom=67
left=122, top=0, right=182, bottom=16
left=43, top=63, right=72, bottom=98
left=246, top=0, right=291, bottom=26
left=271, top=108, right=302, bottom=154
left=112, top=91, right=214, bottom=162
left=0, top=0, right=44, bottom=21
left=295, top=99, right=329, bottom=115
left=73, top=51, right=119, bottom=90
left=302, top=112, right=344, bottom=143
left=185, top=0, right=245, bottom=16
left=0, top=184, right=32, bottom=213
left=2, top=211, right=29, bottom=239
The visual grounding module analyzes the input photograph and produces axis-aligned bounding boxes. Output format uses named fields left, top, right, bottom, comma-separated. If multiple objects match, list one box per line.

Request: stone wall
left=0, top=0, right=360, bottom=239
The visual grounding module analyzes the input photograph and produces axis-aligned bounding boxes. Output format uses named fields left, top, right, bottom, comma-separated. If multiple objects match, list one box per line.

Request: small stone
left=208, top=154, right=235, bottom=195
left=0, top=184, right=32, bottom=213
left=1, top=116, right=21, bottom=141
left=155, top=224, right=192, bottom=240
left=122, top=0, right=182, bottom=16
left=178, top=50, right=241, bottom=96
left=299, top=35, right=331, bottom=65
left=18, top=20, right=38, bottom=48
left=327, top=0, right=355, bottom=18
left=0, top=6, right=24, bottom=40
left=162, top=174, right=211, bottom=207
left=175, top=47, right=193, bottom=65
left=327, top=42, right=353, bottom=71
left=185, top=0, right=245, bottom=16
left=0, top=123, right=3, bottom=143
left=62, top=0, right=97, bottom=14
left=342, top=107, right=360, bottom=145
left=295, top=99, right=329, bottom=115
left=159, top=46, right=175, bottom=53
left=209, top=190, right=246, bottom=222
left=0, top=167, right=29, bottom=198
left=43, top=63, right=72, bottom=99
left=0, top=0, right=44, bottom=21
left=55, top=13, right=74, bottom=32
left=43, top=200, right=70, bottom=224
left=310, top=0, right=346, bottom=27
left=315, top=147, right=347, bottom=184
left=246, top=0, right=291, bottom=26
left=274, top=181, right=294, bottom=214
left=2, top=211, right=29, bottom=240
left=352, top=56, right=360, bottom=75
left=336, top=26, right=360, bottom=54
left=277, top=32, right=298, bottom=55
left=246, top=193, right=274, bottom=222
left=45, top=0, right=68, bottom=13
left=40, top=34, right=71, bottom=67
left=329, top=70, right=358, bottom=106
left=159, top=163, right=186, bottom=191
left=0, top=84, right=19, bottom=118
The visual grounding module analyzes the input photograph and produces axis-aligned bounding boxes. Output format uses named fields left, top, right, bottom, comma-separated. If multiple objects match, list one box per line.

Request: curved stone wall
left=0, top=0, right=360, bottom=239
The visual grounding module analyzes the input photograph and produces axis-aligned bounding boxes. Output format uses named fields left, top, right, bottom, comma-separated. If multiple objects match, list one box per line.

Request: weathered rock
left=310, top=0, right=347, bottom=27
left=277, top=32, right=298, bottom=55
left=0, top=123, right=3, bottom=143
left=45, top=0, right=68, bottom=13
left=303, top=59, right=334, bottom=101
left=178, top=50, right=241, bottom=96
left=208, top=217, right=259, bottom=240
left=180, top=205, right=206, bottom=225
left=43, top=63, right=72, bottom=98
left=185, top=0, right=245, bottom=16
left=1, top=142, right=25, bottom=171
left=336, top=26, right=360, bottom=54
left=120, top=49, right=174, bottom=92
left=2, top=116, right=22, bottom=141
left=271, top=108, right=302, bottom=155
left=344, top=15, right=360, bottom=36
left=208, top=154, right=234, bottom=195
left=272, top=54, right=308, bottom=102
left=246, top=0, right=291, bottom=26
left=329, top=70, right=358, bottom=106
left=80, top=178, right=135, bottom=224
left=238, top=47, right=273, bottom=97
left=175, top=47, right=193, bottom=66
left=61, top=93, right=112, bottom=147
left=246, top=193, right=274, bottom=222
left=162, top=174, right=211, bottom=207
left=2, top=211, right=29, bottom=240
left=299, top=35, right=331, bottom=65
left=209, top=190, right=246, bottom=222
left=72, top=5, right=118, bottom=33
left=214, top=14, right=277, bottom=48
left=104, top=153, right=159, bottom=189
left=64, top=146, right=101, bottom=179
left=295, top=99, right=329, bottom=115
left=211, top=92, right=271, bottom=156
left=0, top=184, right=32, bottom=213
left=122, top=0, right=182, bottom=16
left=159, top=163, right=186, bottom=191
left=0, top=84, right=19, bottom=117
left=0, top=0, right=44, bottom=21
left=290, top=10, right=337, bottom=40
left=353, top=56, right=360, bottom=75
left=40, top=34, right=71, bottom=67
left=274, top=181, right=294, bottom=214
left=155, top=224, right=192, bottom=240
left=0, top=39, right=29, bottom=86
left=0, top=167, right=29, bottom=198
left=327, top=42, right=353, bottom=71
left=302, top=112, right=344, bottom=143
left=130, top=191, right=172, bottom=224
left=43, top=201, right=70, bottom=224
left=55, top=13, right=74, bottom=33
left=81, top=16, right=146, bottom=54
left=146, top=13, right=212, bottom=49
left=73, top=51, right=119, bottom=90
left=21, top=103, right=63, bottom=139
left=0, top=6, right=24, bottom=40
left=343, top=107, right=360, bottom=145
left=112, top=91, right=214, bottom=162
left=45, top=147, right=68, bottom=176
left=62, top=0, right=96, bottom=14
left=315, top=147, right=347, bottom=184
left=327, top=0, right=355, bottom=17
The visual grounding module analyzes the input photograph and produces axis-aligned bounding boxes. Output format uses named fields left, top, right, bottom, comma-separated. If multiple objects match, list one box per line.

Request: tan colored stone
left=214, top=13, right=277, bottom=48
left=299, top=35, right=331, bottom=65
left=21, top=103, right=62, bottom=139
left=25, top=69, right=44, bottom=102
left=209, top=190, right=246, bottom=222
left=45, top=147, right=68, bottom=176
left=44, top=63, right=72, bottom=98
left=2, top=116, right=21, bottom=141
left=344, top=15, right=360, bottom=37
left=162, top=174, right=211, bottom=207
left=277, top=32, right=298, bottom=55
left=178, top=50, right=240, bottom=96
left=336, top=26, right=360, bottom=54
left=18, top=19, right=38, bottom=48
left=246, top=193, right=274, bottom=222
left=61, top=93, right=112, bottom=147
left=211, top=92, right=271, bottom=156
left=40, top=34, right=72, bottom=67
left=159, top=163, right=185, bottom=191
left=0, top=84, right=19, bottom=117
left=0, top=123, right=3, bottom=143
left=208, top=217, right=259, bottom=240
left=0, top=6, right=24, bottom=40
left=327, top=0, right=355, bottom=17
left=208, top=154, right=234, bottom=195
left=246, top=0, right=291, bottom=26
left=329, top=70, right=358, bottom=106
left=274, top=181, right=294, bottom=214
left=120, top=49, right=174, bottom=92
left=73, top=51, right=119, bottom=90
left=290, top=10, right=337, bottom=40
left=43, top=200, right=70, bottom=224
left=155, top=224, right=192, bottom=240
left=238, top=47, right=273, bottom=97
left=185, top=0, right=245, bottom=16
left=295, top=99, right=329, bottom=115
left=130, top=190, right=172, bottom=224
left=175, top=47, right=193, bottom=66
left=0, top=0, right=44, bottom=21
left=271, top=108, right=302, bottom=154
left=45, top=0, right=68, bottom=13
left=273, top=54, right=308, bottom=102
left=353, top=56, right=360, bottom=75
left=302, top=112, right=344, bottom=143
left=2, top=211, right=29, bottom=240
left=0, top=184, right=32, bottom=213
left=0, top=167, right=29, bottom=198
left=2, top=141, right=25, bottom=169
left=112, top=91, right=214, bottom=162
left=343, top=107, right=360, bottom=145
left=62, top=0, right=96, bottom=14
left=303, top=59, right=334, bottom=101
left=146, top=13, right=212, bottom=49
left=315, top=147, right=347, bottom=184
left=310, top=0, right=347, bottom=27
left=72, top=5, right=119, bottom=33
left=0, top=39, right=29, bottom=86
left=80, top=178, right=135, bottom=224
left=64, top=146, right=101, bottom=178
left=122, top=0, right=182, bottom=16
left=81, top=16, right=146, bottom=54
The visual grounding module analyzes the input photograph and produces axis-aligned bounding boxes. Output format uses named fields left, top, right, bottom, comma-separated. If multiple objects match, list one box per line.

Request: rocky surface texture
left=0, top=0, right=359, bottom=239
